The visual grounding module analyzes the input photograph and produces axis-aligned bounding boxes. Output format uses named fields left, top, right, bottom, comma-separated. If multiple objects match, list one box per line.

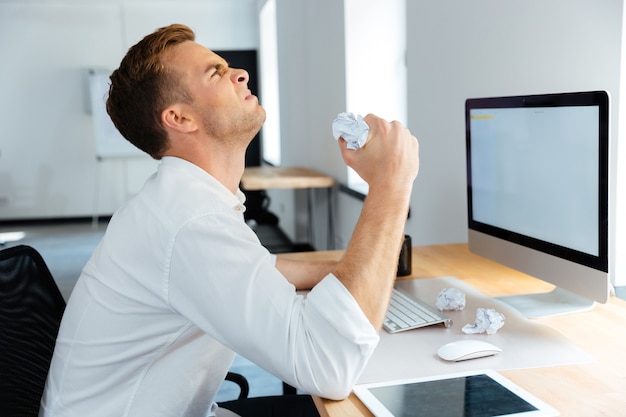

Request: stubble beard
left=201, top=105, right=266, bottom=148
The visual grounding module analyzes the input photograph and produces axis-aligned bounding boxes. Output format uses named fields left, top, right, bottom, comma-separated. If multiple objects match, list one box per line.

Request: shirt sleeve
left=167, top=212, right=379, bottom=400
left=291, top=273, right=380, bottom=398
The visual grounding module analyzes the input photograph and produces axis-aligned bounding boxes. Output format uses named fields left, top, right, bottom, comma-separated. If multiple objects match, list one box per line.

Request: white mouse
left=437, top=339, right=502, bottom=362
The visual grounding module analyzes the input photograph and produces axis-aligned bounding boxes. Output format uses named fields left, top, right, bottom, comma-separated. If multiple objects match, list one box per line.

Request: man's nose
left=231, top=68, right=249, bottom=84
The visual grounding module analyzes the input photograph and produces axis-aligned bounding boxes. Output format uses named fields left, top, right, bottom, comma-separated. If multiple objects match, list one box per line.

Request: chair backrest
left=0, top=245, right=66, bottom=417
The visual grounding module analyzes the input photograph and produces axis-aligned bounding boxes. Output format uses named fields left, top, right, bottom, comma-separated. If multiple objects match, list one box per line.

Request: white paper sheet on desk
left=358, top=276, right=594, bottom=384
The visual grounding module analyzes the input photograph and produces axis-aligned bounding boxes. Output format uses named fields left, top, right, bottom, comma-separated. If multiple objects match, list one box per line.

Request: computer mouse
left=437, top=339, right=502, bottom=362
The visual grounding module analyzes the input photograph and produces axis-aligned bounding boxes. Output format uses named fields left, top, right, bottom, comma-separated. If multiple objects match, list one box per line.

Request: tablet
left=353, top=369, right=559, bottom=417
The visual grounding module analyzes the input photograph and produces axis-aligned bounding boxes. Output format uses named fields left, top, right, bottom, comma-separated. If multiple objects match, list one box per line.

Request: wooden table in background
left=241, top=166, right=335, bottom=249
left=241, top=166, right=335, bottom=190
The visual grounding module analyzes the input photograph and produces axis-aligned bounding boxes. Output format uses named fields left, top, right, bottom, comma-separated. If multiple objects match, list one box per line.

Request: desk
left=283, top=244, right=626, bottom=416
left=241, top=166, right=335, bottom=249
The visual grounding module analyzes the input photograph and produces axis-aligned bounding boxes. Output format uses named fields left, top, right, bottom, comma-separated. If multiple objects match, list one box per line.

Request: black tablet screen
left=368, top=374, right=538, bottom=417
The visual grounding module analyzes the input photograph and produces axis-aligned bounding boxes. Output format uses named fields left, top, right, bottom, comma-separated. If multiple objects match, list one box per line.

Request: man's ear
left=162, top=104, right=197, bottom=133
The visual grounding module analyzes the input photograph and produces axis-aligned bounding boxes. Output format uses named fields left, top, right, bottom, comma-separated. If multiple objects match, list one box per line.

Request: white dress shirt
left=40, top=157, right=379, bottom=417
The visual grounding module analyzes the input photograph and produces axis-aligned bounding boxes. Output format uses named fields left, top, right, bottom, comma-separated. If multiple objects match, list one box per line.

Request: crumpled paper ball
left=332, top=112, right=370, bottom=150
left=462, top=308, right=505, bottom=335
left=435, top=288, right=466, bottom=311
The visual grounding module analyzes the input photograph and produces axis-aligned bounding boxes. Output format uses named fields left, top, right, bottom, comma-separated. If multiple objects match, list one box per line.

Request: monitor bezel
left=465, top=91, right=609, bottom=274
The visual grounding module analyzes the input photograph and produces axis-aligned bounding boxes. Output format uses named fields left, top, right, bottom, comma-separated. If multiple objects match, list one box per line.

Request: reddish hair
left=106, top=24, right=194, bottom=159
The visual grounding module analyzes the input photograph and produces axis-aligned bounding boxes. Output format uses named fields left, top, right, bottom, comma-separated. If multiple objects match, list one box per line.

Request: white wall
left=271, top=0, right=625, bottom=287
left=405, top=0, right=622, bottom=247
left=404, top=0, right=624, bottom=287
left=0, top=0, right=258, bottom=220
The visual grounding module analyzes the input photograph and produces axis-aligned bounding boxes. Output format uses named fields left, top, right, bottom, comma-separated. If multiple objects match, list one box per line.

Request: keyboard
left=384, top=288, right=453, bottom=333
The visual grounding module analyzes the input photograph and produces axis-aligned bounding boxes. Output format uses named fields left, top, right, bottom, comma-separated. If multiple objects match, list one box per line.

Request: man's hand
left=339, top=114, right=419, bottom=194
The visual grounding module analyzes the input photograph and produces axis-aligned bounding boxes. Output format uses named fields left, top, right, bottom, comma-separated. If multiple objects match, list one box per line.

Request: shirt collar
left=160, top=157, right=246, bottom=212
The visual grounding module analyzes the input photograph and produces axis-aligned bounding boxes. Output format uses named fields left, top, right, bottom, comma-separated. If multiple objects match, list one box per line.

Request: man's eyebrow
left=206, top=60, right=229, bottom=73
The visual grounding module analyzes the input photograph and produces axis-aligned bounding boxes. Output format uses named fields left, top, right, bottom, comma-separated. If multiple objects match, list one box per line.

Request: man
left=40, top=24, right=419, bottom=417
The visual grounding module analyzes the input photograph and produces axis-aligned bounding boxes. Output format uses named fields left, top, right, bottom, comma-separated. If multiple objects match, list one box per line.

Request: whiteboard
left=87, top=68, right=146, bottom=159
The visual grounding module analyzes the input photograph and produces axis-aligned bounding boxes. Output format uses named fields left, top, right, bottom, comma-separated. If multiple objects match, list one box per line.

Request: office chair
left=0, top=244, right=66, bottom=417
left=223, top=371, right=250, bottom=400
left=0, top=244, right=249, bottom=416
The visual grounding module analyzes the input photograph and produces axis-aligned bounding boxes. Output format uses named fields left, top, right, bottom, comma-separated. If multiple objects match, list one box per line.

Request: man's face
left=164, top=41, right=266, bottom=144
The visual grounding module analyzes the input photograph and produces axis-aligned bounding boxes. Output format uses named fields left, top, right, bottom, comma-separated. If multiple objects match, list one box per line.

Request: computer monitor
left=465, top=91, right=610, bottom=318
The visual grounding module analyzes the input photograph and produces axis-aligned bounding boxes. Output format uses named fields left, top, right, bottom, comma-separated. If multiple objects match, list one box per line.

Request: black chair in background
left=222, top=372, right=250, bottom=401
left=0, top=244, right=249, bottom=416
left=0, top=245, right=66, bottom=417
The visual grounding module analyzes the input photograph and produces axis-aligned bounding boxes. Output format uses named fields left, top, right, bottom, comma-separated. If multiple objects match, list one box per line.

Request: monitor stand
left=496, top=287, right=595, bottom=319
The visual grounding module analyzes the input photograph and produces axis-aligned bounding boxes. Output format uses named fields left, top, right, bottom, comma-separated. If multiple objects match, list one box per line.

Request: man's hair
left=106, top=24, right=195, bottom=159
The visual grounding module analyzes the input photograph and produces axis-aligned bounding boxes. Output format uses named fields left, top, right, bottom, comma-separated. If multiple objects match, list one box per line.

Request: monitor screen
left=465, top=91, right=610, bottom=317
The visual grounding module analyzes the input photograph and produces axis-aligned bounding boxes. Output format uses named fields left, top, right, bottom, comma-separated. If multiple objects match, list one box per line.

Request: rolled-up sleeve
left=289, top=274, right=379, bottom=399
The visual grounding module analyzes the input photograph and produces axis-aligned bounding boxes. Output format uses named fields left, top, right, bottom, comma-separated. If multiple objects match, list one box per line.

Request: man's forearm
left=276, top=255, right=338, bottom=290
left=333, top=186, right=412, bottom=329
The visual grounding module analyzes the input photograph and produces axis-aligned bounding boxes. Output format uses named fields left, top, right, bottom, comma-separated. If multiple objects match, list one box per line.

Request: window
left=344, top=0, right=407, bottom=193
left=259, top=0, right=281, bottom=166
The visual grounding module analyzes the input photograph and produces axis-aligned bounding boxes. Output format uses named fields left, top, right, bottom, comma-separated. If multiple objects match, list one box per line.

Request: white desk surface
left=359, top=276, right=592, bottom=384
